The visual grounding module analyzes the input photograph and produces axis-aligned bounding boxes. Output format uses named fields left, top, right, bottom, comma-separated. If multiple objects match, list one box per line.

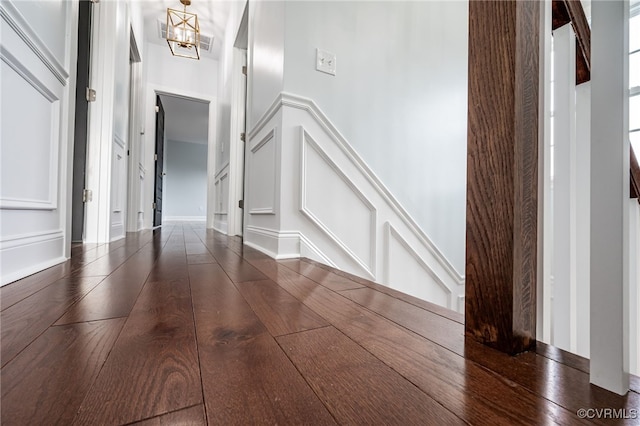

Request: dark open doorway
left=153, top=95, right=165, bottom=227
left=71, top=0, right=93, bottom=242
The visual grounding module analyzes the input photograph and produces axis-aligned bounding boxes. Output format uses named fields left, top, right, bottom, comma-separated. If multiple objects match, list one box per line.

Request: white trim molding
left=247, top=92, right=464, bottom=285
left=300, top=128, right=377, bottom=279
left=164, top=216, right=206, bottom=221
left=384, top=222, right=453, bottom=309
left=247, top=127, right=278, bottom=216
left=241, top=91, right=465, bottom=312
left=0, top=229, right=66, bottom=286
left=244, top=225, right=335, bottom=265
left=0, top=46, right=61, bottom=211
left=0, top=1, right=70, bottom=85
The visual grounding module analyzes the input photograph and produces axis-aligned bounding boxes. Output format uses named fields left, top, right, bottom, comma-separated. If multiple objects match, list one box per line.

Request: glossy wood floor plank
left=71, top=245, right=138, bottom=277
left=1, top=318, right=125, bottom=425
left=0, top=261, right=71, bottom=311
left=278, top=259, right=365, bottom=291
left=55, top=242, right=164, bottom=325
left=189, top=263, right=336, bottom=425
left=248, top=257, right=585, bottom=425
left=132, top=404, right=206, bottom=426
left=300, top=258, right=465, bottom=324
left=71, top=232, right=155, bottom=278
left=464, top=339, right=640, bottom=425
left=186, top=253, right=217, bottom=265
left=3, top=226, right=637, bottom=425
left=278, top=326, right=464, bottom=425
left=340, top=286, right=465, bottom=355
left=235, top=279, right=329, bottom=336
left=185, top=242, right=209, bottom=255
left=73, top=244, right=201, bottom=425
left=206, top=247, right=268, bottom=283
left=1, top=275, right=105, bottom=367
left=195, top=231, right=269, bottom=283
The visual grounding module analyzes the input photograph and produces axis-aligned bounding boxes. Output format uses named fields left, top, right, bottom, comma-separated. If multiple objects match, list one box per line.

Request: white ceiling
left=141, top=0, right=231, bottom=60
left=160, top=95, right=209, bottom=145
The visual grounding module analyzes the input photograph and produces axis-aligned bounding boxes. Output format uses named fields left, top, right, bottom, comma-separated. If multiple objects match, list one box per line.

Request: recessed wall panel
left=248, top=129, right=277, bottom=215
left=301, top=135, right=375, bottom=272
left=0, top=60, right=58, bottom=209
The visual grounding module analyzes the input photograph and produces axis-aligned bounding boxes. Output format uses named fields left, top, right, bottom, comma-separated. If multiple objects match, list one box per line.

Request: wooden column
left=465, top=0, right=540, bottom=355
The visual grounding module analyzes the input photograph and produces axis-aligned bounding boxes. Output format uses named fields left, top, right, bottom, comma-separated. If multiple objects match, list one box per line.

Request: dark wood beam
left=631, top=147, right=640, bottom=200
left=465, top=0, right=540, bottom=355
left=552, top=0, right=591, bottom=84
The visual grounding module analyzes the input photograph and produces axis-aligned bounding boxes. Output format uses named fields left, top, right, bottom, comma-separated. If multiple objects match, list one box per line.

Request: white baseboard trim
left=165, top=216, right=206, bottom=221
left=1, top=230, right=66, bottom=286
left=244, top=225, right=338, bottom=268
left=1, top=256, right=67, bottom=286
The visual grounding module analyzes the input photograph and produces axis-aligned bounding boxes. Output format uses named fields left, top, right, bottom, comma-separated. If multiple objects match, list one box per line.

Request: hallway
left=1, top=224, right=638, bottom=425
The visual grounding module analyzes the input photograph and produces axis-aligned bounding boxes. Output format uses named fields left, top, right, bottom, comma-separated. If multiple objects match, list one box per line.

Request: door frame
left=153, top=95, right=165, bottom=227
left=226, top=2, right=249, bottom=237
left=71, top=0, right=94, bottom=243
left=126, top=27, right=142, bottom=232
left=143, top=84, right=217, bottom=229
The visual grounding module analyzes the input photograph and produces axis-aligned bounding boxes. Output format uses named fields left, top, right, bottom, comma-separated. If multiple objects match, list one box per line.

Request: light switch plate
left=316, top=48, right=336, bottom=76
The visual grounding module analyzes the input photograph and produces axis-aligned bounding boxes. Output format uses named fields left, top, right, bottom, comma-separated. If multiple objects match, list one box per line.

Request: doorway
left=153, top=95, right=165, bottom=227
left=71, top=0, right=93, bottom=242
left=154, top=94, right=211, bottom=225
left=230, top=2, right=249, bottom=237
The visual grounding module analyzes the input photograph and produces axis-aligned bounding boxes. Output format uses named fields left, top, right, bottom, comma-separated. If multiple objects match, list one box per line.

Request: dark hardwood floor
left=1, top=223, right=638, bottom=425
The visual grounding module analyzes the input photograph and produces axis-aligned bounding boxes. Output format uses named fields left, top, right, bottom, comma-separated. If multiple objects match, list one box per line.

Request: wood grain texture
left=1, top=319, right=125, bottom=425
left=552, top=0, right=591, bottom=84
left=185, top=242, right=209, bottom=255
left=278, top=259, right=365, bottom=291
left=132, top=405, right=206, bottom=425
left=0, top=261, right=71, bottom=311
left=186, top=253, right=217, bottom=264
left=340, top=287, right=465, bottom=355
left=300, top=258, right=464, bottom=324
left=189, top=263, right=335, bottom=425
left=466, top=0, right=539, bottom=354
left=1, top=275, right=105, bottom=367
left=235, top=279, right=329, bottom=336
left=203, top=242, right=268, bottom=283
left=56, top=243, right=163, bottom=324
left=277, top=326, right=463, bottom=425
left=248, top=256, right=584, bottom=425
left=465, top=338, right=640, bottom=426
left=3, top=225, right=636, bottom=424
left=73, top=249, right=201, bottom=425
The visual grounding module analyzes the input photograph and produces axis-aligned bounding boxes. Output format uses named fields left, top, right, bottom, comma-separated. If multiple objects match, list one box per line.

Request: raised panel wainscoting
left=0, top=0, right=76, bottom=286
left=243, top=93, right=464, bottom=312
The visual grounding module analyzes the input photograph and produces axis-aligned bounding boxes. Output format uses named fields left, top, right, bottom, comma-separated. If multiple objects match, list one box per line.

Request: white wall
left=241, top=0, right=468, bottom=310
left=248, top=0, right=284, bottom=130
left=144, top=42, right=217, bottom=95
left=282, top=1, right=469, bottom=274
left=0, top=0, right=78, bottom=285
left=143, top=42, right=218, bottom=229
left=164, top=140, right=207, bottom=220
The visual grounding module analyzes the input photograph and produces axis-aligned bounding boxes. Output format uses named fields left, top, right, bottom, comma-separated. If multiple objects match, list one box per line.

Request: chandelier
left=166, top=0, right=200, bottom=60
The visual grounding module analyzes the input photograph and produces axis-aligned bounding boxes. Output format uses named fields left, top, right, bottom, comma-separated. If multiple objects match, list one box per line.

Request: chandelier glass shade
left=166, top=0, right=200, bottom=60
